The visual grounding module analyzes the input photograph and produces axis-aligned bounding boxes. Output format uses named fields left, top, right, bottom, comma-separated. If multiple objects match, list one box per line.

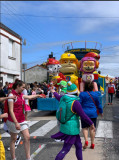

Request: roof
left=0, top=22, right=22, bottom=39
left=23, top=64, right=47, bottom=72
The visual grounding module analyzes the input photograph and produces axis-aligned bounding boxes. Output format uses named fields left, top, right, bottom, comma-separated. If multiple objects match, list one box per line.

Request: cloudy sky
left=1, top=1, right=119, bottom=77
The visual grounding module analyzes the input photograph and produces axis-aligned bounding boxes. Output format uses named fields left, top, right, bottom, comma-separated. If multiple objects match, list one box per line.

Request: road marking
left=30, top=144, right=46, bottom=159
left=27, top=121, right=39, bottom=127
left=95, top=121, right=113, bottom=138
left=1, top=121, right=39, bottom=137
left=0, top=123, right=4, bottom=129
left=30, top=120, right=57, bottom=137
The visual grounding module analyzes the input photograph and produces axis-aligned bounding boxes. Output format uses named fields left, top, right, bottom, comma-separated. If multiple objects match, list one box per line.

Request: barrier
left=37, top=93, right=106, bottom=111
left=99, top=93, right=106, bottom=108
left=37, top=98, right=59, bottom=111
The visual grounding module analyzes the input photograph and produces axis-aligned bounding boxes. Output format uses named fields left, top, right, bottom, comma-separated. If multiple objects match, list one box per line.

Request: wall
left=22, top=66, right=47, bottom=83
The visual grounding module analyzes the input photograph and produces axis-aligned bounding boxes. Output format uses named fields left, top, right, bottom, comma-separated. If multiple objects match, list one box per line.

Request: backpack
left=56, top=96, right=74, bottom=124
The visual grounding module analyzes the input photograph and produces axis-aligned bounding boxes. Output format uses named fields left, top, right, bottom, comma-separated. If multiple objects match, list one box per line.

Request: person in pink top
left=6, top=80, right=43, bottom=160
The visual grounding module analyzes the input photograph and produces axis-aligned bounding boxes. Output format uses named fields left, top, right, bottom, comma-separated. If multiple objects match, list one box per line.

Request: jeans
left=108, top=93, right=113, bottom=103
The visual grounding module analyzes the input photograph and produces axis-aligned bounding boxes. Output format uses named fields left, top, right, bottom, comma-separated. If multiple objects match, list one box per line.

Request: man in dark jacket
left=0, top=83, right=6, bottom=115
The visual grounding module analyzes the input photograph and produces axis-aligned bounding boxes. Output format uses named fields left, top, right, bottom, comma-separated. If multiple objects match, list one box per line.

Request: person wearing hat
left=50, top=81, right=95, bottom=160
left=57, top=80, right=67, bottom=95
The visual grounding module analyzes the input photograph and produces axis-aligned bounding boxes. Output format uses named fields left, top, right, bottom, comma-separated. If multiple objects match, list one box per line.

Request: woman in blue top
left=79, top=81, right=103, bottom=149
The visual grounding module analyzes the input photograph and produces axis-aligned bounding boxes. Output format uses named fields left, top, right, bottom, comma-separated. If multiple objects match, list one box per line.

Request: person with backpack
left=79, top=81, right=103, bottom=150
left=50, top=81, right=95, bottom=160
left=6, top=80, right=43, bottom=160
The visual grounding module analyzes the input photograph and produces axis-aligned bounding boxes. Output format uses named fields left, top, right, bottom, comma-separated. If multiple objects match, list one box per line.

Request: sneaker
left=15, top=136, right=21, bottom=146
left=7, top=145, right=17, bottom=151
left=108, top=103, right=110, bottom=105
left=32, top=109, right=39, bottom=112
left=55, top=139, right=62, bottom=142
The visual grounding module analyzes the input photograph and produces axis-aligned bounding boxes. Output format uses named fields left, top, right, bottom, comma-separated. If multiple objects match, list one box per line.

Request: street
left=1, top=97, right=119, bottom=160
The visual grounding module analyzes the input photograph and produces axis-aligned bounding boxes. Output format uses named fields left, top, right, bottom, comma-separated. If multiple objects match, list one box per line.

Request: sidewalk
left=64, top=138, right=103, bottom=160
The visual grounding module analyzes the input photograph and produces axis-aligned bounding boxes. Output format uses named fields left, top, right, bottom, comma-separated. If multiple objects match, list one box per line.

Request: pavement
left=0, top=94, right=119, bottom=160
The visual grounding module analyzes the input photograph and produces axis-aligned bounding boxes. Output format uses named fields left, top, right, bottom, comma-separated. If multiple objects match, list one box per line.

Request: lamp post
left=22, top=63, right=27, bottom=82
left=21, top=39, right=26, bottom=80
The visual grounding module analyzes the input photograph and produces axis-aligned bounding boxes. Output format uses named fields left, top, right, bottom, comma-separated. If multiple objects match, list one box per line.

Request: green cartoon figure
left=57, top=80, right=67, bottom=95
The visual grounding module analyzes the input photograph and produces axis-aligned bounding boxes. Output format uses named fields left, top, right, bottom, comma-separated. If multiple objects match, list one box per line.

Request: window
left=8, top=39, right=16, bottom=60
left=9, top=39, right=13, bottom=57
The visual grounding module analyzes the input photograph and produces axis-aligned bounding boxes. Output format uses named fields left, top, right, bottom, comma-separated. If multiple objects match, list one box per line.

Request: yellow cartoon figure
left=59, top=52, right=79, bottom=89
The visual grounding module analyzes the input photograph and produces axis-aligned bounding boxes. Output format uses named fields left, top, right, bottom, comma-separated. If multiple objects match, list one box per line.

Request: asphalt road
left=0, top=96, right=119, bottom=160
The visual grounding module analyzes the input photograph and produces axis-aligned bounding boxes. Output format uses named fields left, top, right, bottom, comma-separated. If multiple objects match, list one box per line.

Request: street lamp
left=22, top=63, right=27, bottom=82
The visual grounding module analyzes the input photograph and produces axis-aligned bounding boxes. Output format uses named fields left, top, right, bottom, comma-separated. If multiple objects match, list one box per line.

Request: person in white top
left=22, top=84, right=31, bottom=120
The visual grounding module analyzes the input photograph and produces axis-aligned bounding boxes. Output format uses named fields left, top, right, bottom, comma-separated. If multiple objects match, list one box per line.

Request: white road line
left=1, top=121, right=39, bottom=137
left=30, top=120, right=57, bottom=137
left=0, top=123, right=4, bottom=129
left=95, top=121, right=113, bottom=138
left=1, top=132, right=10, bottom=137
left=30, top=144, right=46, bottom=159
left=27, top=121, right=39, bottom=127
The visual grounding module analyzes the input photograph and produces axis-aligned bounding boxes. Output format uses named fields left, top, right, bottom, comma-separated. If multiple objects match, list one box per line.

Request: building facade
left=22, top=65, right=47, bottom=83
left=0, top=23, right=22, bottom=85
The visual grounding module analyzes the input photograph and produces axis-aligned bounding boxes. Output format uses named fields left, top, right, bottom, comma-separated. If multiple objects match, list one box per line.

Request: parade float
left=37, top=41, right=106, bottom=110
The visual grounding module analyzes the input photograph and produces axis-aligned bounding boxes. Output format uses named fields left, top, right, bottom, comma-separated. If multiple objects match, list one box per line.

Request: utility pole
left=21, top=39, right=26, bottom=81
left=22, top=63, right=27, bottom=83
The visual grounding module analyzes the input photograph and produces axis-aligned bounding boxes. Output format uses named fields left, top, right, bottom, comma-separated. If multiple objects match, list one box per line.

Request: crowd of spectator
left=0, top=80, right=56, bottom=114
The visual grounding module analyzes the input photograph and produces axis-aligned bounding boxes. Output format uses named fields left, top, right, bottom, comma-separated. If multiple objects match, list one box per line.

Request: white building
left=0, top=23, right=22, bottom=85
left=22, top=64, right=47, bottom=83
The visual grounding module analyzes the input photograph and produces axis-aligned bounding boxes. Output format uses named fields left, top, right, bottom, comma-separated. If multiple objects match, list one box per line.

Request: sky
left=1, top=1, right=119, bottom=78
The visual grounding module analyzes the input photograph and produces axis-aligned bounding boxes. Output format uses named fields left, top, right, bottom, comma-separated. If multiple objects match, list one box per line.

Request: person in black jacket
left=0, top=83, right=6, bottom=115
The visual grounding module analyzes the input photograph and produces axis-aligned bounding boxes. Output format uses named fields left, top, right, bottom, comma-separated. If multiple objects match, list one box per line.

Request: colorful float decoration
left=79, top=56, right=99, bottom=92
left=59, top=52, right=79, bottom=90
left=46, top=58, right=66, bottom=89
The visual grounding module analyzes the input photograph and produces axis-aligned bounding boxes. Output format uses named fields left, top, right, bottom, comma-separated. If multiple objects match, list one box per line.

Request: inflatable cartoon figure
left=46, top=58, right=66, bottom=89
left=59, top=52, right=79, bottom=89
left=84, top=52, right=100, bottom=80
left=57, top=80, right=67, bottom=95
left=79, top=56, right=99, bottom=92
